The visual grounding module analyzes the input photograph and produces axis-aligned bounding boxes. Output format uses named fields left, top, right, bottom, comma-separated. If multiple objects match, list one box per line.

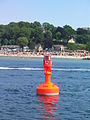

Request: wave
left=0, top=67, right=90, bottom=72
left=0, top=67, right=43, bottom=71
left=52, top=68, right=90, bottom=72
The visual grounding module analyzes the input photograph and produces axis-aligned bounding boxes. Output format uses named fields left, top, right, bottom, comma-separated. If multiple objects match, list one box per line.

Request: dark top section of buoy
left=43, top=54, right=52, bottom=67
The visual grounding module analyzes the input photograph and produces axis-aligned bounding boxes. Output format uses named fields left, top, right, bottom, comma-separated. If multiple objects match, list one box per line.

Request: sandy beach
left=0, top=52, right=84, bottom=59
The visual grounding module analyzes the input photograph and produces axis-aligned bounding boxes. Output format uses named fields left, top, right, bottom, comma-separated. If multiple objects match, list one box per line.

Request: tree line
left=0, top=21, right=90, bottom=51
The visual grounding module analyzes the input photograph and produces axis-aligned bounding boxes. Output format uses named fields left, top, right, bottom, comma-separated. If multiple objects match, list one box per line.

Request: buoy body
left=36, top=54, right=59, bottom=96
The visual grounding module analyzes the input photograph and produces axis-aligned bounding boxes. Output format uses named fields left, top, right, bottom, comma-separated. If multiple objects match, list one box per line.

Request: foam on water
left=0, top=67, right=43, bottom=71
left=0, top=67, right=90, bottom=72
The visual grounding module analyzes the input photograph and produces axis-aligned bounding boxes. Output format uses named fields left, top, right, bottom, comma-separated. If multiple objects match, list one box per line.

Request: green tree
left=33, top=27, right=44, bottom=44
left=76, top=35, right=89, bottom=44
left=67, top=43, right=86, bottom=50
left=63, top=25, right=76, bottom=39
left=55, top=32, right=61, bottom=44
left=17, top=37, right=28, bottom=48
left=86, top=40, right=90, bottom=51
left=8, top=39, right=15, bottom=45
left=19, top=26, right=31, bottom=38
left=43, top=22, right=51, bottom=31
left=3, top=38, right=8, bottom=45
left=56, top=27, right=66, bottom=39
left=0, top=39, right=1, bottom=46
left=77, top=28, right=87, bottom=35
left=56, top=32, right=61, bottom=40
left=31, top=21, right=41, bottom=28
left=29, top=41, right=35, bottom=49
left=2, top=22, right=20, bottom=45
left=44, top=31, right=53, bottom=49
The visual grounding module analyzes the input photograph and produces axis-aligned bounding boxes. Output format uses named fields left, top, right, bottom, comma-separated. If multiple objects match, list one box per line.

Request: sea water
left=0, top=57, right=90, bottom=120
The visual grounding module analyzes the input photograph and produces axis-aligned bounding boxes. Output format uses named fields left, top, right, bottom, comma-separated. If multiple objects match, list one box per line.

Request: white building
left=68, top=38, right=75, bottom=43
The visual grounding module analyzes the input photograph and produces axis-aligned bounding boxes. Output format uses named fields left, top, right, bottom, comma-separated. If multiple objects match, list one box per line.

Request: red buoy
left=36, top=54, right=59, bottom=96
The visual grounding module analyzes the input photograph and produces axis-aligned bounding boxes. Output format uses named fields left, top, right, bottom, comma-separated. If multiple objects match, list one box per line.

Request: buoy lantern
left=36, top=54, right=59, bottom=96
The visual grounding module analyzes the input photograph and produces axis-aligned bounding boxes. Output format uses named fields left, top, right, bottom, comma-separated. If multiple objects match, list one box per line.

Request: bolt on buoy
left=36, top=54, right=59, bottom=96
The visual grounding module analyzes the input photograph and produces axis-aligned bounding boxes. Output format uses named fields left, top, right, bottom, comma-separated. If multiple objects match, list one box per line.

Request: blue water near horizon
left=0, top=57, right=90, bottom=120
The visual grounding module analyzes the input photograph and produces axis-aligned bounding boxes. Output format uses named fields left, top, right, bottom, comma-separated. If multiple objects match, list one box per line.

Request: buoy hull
left=36, top=54, right=59, bottom=96
left=36, top=83, right=59, bottom=96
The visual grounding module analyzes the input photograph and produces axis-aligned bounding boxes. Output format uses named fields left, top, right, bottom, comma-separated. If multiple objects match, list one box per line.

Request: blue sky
left=0, top=0, right=90, bottom=29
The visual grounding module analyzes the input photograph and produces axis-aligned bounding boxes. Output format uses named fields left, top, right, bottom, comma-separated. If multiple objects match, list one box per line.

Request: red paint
left=36, top=54, right=59, bottom=96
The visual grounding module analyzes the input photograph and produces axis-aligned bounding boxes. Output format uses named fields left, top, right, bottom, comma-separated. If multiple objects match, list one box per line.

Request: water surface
left=0, top=57, right=90, bottom=120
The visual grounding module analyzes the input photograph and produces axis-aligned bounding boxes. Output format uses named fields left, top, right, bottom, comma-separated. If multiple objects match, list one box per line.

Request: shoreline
left=0, top=52, right=84, bottom=59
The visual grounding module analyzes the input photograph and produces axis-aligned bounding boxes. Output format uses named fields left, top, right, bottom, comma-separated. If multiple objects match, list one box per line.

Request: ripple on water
left=0, top=58, right=90, bottom=119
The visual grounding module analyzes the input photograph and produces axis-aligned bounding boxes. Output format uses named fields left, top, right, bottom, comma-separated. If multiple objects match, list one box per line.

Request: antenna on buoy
left=36, top=54, right=59, bottom=96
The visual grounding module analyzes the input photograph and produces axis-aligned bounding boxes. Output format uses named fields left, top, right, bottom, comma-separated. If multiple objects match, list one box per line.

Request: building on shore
left=52, top=45, right=66, bottom=52
left=35, top=44, right=43, bottom=52
left=68, top=38, right=75, bottom=43
left=23, top=46, right=29, bottom=52
left=1, top=45, right=20, bottom=52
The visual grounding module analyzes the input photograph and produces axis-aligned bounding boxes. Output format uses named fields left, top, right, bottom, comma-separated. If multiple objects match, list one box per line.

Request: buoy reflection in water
left=38, top=96, right=59, bottom=119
